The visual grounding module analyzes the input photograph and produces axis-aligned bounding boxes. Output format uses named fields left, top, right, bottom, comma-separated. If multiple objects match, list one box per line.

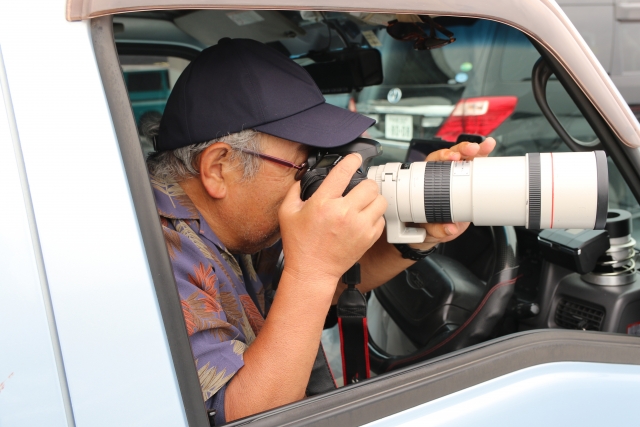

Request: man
left=146, top=38, right=495, bottom=424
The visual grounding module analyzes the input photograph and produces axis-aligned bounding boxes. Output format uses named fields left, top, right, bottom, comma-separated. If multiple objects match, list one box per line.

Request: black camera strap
left=337, top=263, right=370, bottom=384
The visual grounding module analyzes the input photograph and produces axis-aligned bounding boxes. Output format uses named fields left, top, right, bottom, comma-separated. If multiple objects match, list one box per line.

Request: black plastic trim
left=528, top=153, right=541, bottom=229
left=227, top=329, right=640, bottom=427
left=116, top=42, right=201, bottom=61
left=594, top=150, right=609, bottom=230
left=530, top=58, right=602, bottom=153
left=91, top=17, right=209, bottom=427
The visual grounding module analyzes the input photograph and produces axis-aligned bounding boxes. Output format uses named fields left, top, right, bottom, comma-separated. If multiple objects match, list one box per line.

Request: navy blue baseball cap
left=156, top=38, right=375, bottom=151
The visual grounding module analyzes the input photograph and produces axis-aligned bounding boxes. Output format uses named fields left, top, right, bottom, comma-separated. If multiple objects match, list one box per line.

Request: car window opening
left=111, top=9, right=640, bottom=423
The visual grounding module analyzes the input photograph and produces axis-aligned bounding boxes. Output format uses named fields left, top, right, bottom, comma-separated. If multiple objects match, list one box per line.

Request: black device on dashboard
left=537, top=228, right=610, bottom=274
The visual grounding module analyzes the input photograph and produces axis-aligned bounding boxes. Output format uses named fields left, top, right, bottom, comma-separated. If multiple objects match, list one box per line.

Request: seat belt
left=336, top=263, right=370, bottom=385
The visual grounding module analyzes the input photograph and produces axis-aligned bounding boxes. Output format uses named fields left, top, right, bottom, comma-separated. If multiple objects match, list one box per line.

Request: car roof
left=67, top=0, right=640, bottom=149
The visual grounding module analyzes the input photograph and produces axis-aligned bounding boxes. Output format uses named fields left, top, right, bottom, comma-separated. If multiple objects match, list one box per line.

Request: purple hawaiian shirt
left=151, top=173, right=281, bottom=424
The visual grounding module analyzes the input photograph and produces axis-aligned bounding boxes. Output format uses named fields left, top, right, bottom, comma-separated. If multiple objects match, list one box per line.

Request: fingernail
left=445, top=225, right=457, bottom=235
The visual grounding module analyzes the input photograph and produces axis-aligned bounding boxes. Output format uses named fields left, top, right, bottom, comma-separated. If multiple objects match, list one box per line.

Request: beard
left=234, top=223, right=280, bottom=254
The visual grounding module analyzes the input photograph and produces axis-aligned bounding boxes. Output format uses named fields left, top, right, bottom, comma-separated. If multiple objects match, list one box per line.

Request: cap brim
left=254, top=102, right=375, bottom=148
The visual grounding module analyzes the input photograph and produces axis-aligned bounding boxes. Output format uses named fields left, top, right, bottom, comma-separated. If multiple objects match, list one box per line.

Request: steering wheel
left=369, top=225, right=519, bottom=373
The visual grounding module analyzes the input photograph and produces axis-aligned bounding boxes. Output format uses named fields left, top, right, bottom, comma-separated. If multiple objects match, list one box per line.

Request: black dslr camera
left=300, top=138, right=382, bottom=200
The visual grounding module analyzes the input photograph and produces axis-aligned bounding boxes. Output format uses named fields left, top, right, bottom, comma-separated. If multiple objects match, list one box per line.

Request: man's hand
left=346, top=138, right=498, bottom=300
left=414, top=137, right=497, bottom=246
left=279, top=153, right=388, bottom=289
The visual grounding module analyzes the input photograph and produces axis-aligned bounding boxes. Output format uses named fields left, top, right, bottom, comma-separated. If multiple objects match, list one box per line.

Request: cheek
left=274, top=180, right=297, bottom=209
left=233, top=176, right=294, bottom=215
left=242, top=181, right=288, bottom=217
left=257, top=176, right=294, bottom=201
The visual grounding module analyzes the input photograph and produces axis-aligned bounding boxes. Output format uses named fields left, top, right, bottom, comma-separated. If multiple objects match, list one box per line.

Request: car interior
left=112, top=9, right=640, bottom=391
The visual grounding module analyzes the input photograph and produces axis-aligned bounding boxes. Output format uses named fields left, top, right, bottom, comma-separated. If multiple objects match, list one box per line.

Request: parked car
left=122, top=65, right=171, bottom=127
left=2, top=1, right=640, bottom=427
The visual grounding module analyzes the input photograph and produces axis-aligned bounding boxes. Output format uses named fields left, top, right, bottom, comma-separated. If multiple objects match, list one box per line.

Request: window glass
left=545, top=83, right=599, bottom=146
left=127, top=70, right=165, bottom=92
left=120, top=55, right=189, bottom=155
left=608, top=159, right=640, bottom=243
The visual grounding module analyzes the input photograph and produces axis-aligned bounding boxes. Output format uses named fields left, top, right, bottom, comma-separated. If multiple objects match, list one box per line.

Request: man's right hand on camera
left=279, top=152, right=387, bottom=291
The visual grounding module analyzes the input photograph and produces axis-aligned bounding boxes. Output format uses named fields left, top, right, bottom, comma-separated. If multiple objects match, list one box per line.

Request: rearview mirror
left=303, top=47, right=383, bottom=94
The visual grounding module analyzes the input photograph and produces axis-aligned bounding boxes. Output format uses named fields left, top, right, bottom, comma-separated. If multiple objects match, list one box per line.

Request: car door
left=0, top=2, right=194, bottom=426
left=0, top=44, right=70, bottom=427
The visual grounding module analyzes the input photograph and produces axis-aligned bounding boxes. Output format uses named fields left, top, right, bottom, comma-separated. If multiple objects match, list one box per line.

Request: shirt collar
left=150, top=173, right=200, bottom=220
left=150, top=173, right=227, bottom=251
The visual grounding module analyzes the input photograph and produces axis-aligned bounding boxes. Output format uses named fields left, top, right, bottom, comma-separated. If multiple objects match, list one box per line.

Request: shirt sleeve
left=163, top=223, right=249, bottom=420
left=205, top=382, right=227, bottom=425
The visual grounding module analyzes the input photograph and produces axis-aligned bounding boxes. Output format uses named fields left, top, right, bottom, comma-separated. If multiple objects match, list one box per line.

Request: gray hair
left=143, top=115, right=262, bottom=182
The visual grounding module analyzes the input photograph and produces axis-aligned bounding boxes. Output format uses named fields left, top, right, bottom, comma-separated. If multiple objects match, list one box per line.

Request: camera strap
left=337, top=263, right=370, bottom=384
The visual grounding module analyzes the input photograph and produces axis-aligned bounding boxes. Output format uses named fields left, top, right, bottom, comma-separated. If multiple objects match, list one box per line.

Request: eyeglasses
left=238, top=148, right=309, bottom=181
left=386, top=16, right=456, bottom=51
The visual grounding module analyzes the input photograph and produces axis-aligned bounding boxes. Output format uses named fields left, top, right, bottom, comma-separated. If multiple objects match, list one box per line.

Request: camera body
left=300, top=138, right=608, bottom=244
left=300, top=138, right=383, bottom=201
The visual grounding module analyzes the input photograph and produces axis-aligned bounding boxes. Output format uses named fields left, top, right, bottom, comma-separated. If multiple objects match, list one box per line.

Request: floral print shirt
left=151, top=173, right=280, bottom=424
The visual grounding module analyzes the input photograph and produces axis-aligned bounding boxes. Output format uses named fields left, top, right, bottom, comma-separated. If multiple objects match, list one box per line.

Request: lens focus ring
left=528, top=153, right=541, bottom=229
left=424, top=162, right=452, bottom=223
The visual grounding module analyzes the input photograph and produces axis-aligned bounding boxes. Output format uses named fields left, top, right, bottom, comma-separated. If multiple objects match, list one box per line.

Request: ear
left=198, top=142, right=233, bottom=199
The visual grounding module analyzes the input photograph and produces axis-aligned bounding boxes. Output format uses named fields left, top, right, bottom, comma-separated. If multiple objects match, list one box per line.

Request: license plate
left=385, top=114, right=413, bottom=141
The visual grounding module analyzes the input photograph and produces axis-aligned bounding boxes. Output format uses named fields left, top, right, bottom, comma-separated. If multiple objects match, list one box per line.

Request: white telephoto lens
left=367, top=151, right=608, bottom=244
